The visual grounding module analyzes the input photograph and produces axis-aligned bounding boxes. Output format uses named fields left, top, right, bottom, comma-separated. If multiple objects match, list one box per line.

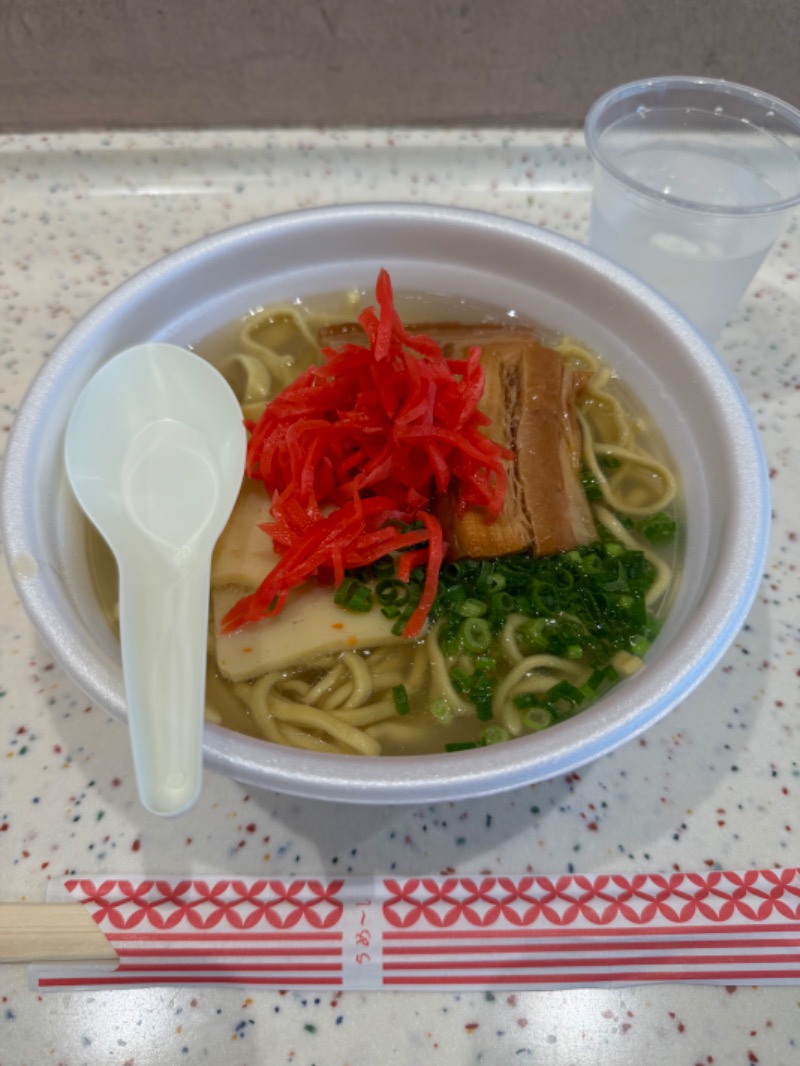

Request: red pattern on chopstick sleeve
left=32, top=869, right=800, bottom=991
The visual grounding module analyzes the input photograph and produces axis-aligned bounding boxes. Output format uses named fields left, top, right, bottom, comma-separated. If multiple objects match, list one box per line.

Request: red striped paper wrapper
left=33, top=869, right=800, bottom=991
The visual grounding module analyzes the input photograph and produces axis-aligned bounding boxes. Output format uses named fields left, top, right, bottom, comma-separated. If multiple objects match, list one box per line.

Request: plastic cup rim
left=584, top=74, right=800, bottom=217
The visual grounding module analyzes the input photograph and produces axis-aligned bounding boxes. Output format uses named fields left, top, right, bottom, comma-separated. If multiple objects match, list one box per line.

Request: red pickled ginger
left=221, top=269, right=510, bottom=638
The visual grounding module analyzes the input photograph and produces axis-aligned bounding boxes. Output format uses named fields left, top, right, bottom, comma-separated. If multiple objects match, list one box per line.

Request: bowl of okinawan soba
left=2, top=204, right=769, bottom=804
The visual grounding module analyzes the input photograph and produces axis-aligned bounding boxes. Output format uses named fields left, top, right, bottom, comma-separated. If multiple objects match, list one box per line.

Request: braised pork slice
left=433, top=337, right=595, bottom=559
left=514, top=340, right=596, bottom=555
left=318, top=320, right=596, bottom=559
left=434, top=343, right=533, bottom=557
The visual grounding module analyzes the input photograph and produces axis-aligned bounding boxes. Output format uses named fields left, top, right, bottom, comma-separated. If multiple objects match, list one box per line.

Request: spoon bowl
left=64, top=343, right=246, bottom=815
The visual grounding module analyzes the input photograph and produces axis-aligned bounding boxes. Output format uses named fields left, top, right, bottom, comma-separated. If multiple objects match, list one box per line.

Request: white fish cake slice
left=212, top=584, right=405, bottom=682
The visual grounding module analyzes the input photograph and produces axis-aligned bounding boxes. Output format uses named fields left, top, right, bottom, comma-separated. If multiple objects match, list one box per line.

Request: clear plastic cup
left=585, top=76, right=800, bottom=340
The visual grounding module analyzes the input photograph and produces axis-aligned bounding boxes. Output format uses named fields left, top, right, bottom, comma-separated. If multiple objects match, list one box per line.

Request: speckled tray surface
left=1, top=129, right=798, bottom=1065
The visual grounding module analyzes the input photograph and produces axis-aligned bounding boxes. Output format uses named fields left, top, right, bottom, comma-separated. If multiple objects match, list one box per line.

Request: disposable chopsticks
left=0, top=903, right=118, bottom=965
left=10, top=869, right=800, bottom=991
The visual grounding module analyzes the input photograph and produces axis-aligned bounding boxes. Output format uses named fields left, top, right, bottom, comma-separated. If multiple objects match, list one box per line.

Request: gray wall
left=1, top=0, right=798, bottom=130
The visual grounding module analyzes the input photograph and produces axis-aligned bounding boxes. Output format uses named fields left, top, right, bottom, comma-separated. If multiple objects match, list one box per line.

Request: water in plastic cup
left=585, top=78, right=800, bottom=340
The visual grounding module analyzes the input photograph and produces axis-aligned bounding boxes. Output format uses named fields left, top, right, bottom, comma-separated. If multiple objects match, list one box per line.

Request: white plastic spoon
left=64, top=343, right=247, bottom=816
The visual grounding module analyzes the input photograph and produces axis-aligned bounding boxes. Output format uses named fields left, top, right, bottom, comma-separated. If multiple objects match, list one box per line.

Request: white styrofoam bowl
left=1, top=203, right=769, bottom=803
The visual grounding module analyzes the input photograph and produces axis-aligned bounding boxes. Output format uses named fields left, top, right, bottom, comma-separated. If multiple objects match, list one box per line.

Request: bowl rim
left=1, top=201, right=771, bottom=803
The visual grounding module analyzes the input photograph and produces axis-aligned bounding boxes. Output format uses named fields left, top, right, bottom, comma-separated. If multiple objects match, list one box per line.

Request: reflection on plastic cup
left=585, top=77, right=800, bottom=341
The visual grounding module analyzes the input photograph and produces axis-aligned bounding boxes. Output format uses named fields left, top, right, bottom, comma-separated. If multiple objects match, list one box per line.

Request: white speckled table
left=1, top=129, right=799, bottom=1065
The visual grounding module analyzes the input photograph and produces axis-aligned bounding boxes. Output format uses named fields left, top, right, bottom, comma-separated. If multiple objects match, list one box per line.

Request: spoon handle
left=118, top=549, right=211, bottom=816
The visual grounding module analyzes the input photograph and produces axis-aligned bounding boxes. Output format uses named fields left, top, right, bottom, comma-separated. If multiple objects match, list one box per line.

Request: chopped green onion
left=375, top=578, right=410, bottom=607
left=545, top=681, right=585, bottom=712
left=459, top=597, right=488, bottom=618
left=445, top=741, right=479, bottom=752
left=516, top=617, right=548, bottom=651
left=585, top=668, right=605, bottom=691
left=475, top=656, right=497, bottom=672
left=481, top=725, right=510, bottom=746
left=629, top=634, right=651, bottom=657
left=460, top=616, right=492, bottom=653
left=372, top=556, right=396, bottom=578
left=449, top=667, right=471, bottom=693
left=490, top=590, right=515, bottom=615
left=530, top=577, right=559, bottom=613
left=600, top=562, right=627, bottom=593
left=554, top=681, right=585, bottom=702
left=473, top=693, right=494, bottom=721
left=440, top=636, right=460, bottom=657
left=348, top=587, right=373, bottom=612
left=580, top=467, right=603, bottom=501
left=473, top=560, right=495, bottom=595
left=636, top=511, right=677, bottom=544
left=333, top=576, right=357, bottom=605
left=586, top=664, right=618, bottom=690
left=524, top=706, right=553, bottom=732
left=513, top=692, right=541, bottom=710
left=389, top=532, right=661, bottom=742
left=392, top=684, right=410, bottom=715
left=334, top=577, right=373, bottom=612
left=599, top=454, right=622, bottom=471
left=430, top=699, right=453, bottom=725
left=553, top=567, right=575, bottom=591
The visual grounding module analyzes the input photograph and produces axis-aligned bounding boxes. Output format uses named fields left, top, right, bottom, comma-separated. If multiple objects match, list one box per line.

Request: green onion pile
left=335, top=512, right=677, bottom=750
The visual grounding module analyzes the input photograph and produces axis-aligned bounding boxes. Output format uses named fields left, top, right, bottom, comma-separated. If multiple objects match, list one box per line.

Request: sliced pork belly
left=514, top=340, right=596, bottom=556
left=434, top=337, right=595, bottom=559
left=433, top=345, right=532, bottom=557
